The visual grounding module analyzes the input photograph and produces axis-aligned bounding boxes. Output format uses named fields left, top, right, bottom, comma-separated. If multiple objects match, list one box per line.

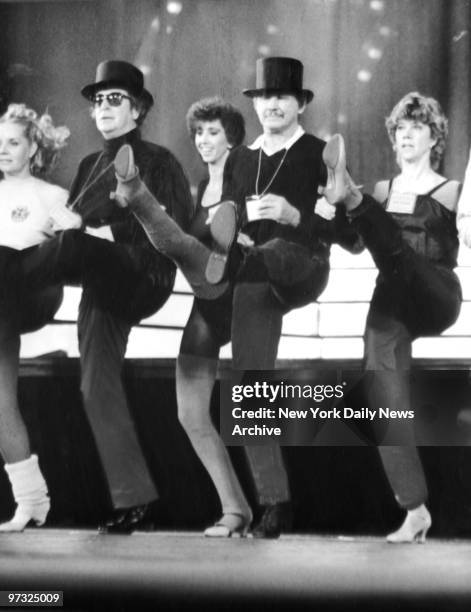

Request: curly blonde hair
left=0, top=103, right=70, bottom=176
left=385, top=92, right=448, bottom=170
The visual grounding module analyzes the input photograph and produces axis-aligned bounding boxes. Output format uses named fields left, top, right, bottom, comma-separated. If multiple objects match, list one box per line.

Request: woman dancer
left=0, top=104, right=81, bottom=531
left=321, top=92, right=461, bottom=542
left=113, top=97, right=253, bottom=535
left=179, top=99, right=254, bottom=536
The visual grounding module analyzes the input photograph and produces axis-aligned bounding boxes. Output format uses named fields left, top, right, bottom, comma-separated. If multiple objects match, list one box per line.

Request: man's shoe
left=252, top=502, right=293, bottom=539
left=98, top=503, right=154, bottom=535
left=205, top=200, right=238, bottom=284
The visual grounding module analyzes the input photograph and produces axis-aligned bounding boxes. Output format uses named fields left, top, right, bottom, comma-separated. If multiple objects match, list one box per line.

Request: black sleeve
left=312, top=206, right=364, bottom=253
left=332, top=207, right=365, bottom=253
left=221, top=149, right=236, bottom=202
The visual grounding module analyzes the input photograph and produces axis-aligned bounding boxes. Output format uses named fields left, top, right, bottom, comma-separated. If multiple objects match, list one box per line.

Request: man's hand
left=252, top=194, right=300, bottom=226
left=315, top=196, right=336, bottom=221
left=237, top=231, right=255, bottom=247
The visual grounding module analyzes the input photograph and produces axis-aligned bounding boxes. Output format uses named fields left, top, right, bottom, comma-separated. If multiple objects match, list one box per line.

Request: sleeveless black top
left=384, top=180, right=459, bottom=269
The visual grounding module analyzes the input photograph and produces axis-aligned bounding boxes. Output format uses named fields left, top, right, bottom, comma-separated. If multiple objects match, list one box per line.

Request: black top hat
left=81, top=60, right=154, bottom=107
left=243, top=57, right=314, bottom=103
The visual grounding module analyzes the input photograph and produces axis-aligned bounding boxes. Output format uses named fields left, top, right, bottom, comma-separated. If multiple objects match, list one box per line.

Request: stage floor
left=0, top=529, right=470, bottom=611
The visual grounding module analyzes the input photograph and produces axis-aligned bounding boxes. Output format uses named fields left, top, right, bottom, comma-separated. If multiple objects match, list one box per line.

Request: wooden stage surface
left=0, top=529, right=470, bottom=611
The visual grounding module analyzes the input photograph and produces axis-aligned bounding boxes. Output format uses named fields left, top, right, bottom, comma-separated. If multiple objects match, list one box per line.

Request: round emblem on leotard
left=11, top=206, right=30, bottom=222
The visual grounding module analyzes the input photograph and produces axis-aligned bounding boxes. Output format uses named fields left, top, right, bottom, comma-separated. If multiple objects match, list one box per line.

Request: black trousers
left=19, top=230, right=174, bottom=509
left=352, top=196, right=462, bottom=509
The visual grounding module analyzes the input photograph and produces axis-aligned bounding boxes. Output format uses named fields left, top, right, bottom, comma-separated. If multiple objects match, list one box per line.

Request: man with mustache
left=206, top=56, right=332, bottom=537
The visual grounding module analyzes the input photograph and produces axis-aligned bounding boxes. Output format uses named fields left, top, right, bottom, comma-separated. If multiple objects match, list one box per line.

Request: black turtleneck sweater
left=67, top=127, right=193, bottom=287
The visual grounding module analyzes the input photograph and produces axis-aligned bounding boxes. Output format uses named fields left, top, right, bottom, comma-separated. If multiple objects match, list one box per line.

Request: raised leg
left=113, top=144, right=227, bottom=300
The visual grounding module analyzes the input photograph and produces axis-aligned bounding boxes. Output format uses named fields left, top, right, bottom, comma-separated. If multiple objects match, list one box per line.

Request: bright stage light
left=369, top=0, right=384, bottom=11
left=257, top=44, right=271, bottom=56
left=367, top=47, right=382, bottom=60
left=379, top=25, right=392, bottom=37
left=357, top=69, right=372, bottom=82
left=167, top=1, right=182, bottom=15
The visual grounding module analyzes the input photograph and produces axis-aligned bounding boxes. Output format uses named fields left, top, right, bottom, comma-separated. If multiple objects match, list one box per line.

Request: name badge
left=386, top=191, right=417, bottom=214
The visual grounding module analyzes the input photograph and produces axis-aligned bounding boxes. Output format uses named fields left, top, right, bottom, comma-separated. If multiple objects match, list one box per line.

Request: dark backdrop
left=1, top=0, right=470, bottom=193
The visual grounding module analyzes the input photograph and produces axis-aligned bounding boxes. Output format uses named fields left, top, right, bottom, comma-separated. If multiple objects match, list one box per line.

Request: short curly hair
left=385, top=92, right=448, bottom=170
left=0, top=103, right=70, bottom=176
left=186, top=97, right=245, bottom=147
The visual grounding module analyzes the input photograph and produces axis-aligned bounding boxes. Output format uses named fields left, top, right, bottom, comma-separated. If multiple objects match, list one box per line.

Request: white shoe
left=204, top=512, right=251, bottom=538
left=0, top=499, right=50, bottom=532
left=386, top=504, right=431, bottom=543
left=0, top=455, right=50, bottom=533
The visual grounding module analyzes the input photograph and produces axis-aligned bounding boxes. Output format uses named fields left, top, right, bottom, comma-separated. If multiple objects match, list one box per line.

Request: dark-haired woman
left=179, top=98, right=254, bottom=536
left=113, top=97, right=253, bottom=535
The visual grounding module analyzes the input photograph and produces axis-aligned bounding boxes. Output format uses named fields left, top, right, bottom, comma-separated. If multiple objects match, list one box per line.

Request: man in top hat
left=208, top=56, right=334, bottom=537
left=57, top=60, right=192, bottom=532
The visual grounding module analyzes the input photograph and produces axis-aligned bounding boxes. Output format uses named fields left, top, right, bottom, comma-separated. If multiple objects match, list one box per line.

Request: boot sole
left=206, top=201, right=237, bottom=284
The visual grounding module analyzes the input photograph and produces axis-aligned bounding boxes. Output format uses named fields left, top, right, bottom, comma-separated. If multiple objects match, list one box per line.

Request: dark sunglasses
left=91, top=92, right=132, bottom=107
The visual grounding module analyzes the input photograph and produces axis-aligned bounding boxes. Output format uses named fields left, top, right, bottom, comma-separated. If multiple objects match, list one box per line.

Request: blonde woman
left=0, top=103, right=81, bottom=531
